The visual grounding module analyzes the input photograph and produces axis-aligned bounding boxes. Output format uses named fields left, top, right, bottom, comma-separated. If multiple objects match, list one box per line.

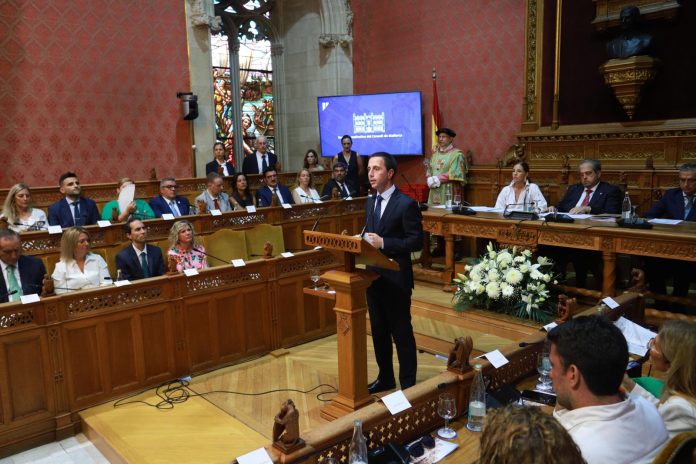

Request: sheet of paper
left=183, top=268, right=199, bottom=277
left=209, top=209, right=222, bottom=216
left=281, top=203, right=292, bottom=209
left=47, top=225, right=63, bottom=234
left=543, top=321, right=558, bottom=331
left=117, top=182, right=136, bottom=214
left=408, top=437, right=458, bottom=464
left=602, top=296, right=620, bottom=309
left=20, top=294, right=40, bottom=304
left=232, top=259, right=246, bottom=267
left=649, top=218, right=682, bottom=225
left=381, top=390, right=412, bottom=415
left=97, top=220, right=111, bottom=228
left=114, top=280, right=132, bottom=287
left=568, top=213, right=592, bottom=219
left=614, top=316, right=656, bottom=356
left=483, top=349, right=509, bottom=368
left=246, top=206, right=257, bottom=213
left=161, top=213, right=175, bottom=221
left=280, top=252, right=294, bottom=258
left=469, top=206, right=504, bottom=212
left=590, top=216, right=618, bottom=222
left=236, top=447, right=273, bottom=464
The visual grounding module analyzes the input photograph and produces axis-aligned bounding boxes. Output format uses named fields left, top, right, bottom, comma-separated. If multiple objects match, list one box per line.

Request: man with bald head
left=242, top=135, right=279, bottom=175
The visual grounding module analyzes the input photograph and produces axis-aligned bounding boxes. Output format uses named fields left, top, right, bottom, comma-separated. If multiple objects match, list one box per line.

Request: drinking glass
left=453, top=193, right=462, bottom=209
left=310, top=268, right=321, bottom=290
left=436, top=393, right=457, bottom=439
left=536, top=353, right=553, bottom=392
left=631, top=205, right=638, bottom=223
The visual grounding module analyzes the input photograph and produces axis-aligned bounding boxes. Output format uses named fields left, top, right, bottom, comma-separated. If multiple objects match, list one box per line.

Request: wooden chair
left=105, top=242, right=130, bottom=279
left=652, top=431, right=696, bottom=464
left=245, top=223, right=285, bottom=259
left=200, top=229, right=248, bottom=267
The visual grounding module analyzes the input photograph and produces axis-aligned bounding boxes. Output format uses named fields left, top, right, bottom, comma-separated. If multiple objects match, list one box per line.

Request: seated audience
left=167, top=220, right=207, bottom=272
left=1, top=183, right=47, bottom=232
left=303, top=149, right=324, bottom=172
left=149, top=177, right=191, bottom=218
left=494, top=161, right=547, bottom=211
left=321, top=162, right=352, bottom=199
left=205, top=141, right=235, bottom=176
left=292, top=169, right=321, bottom=204
left=643, top=164, right=696, bottom=311
left=52, top=227, right=111, bottom=293
left=623, top=320, right=696, bottom=437
left=547, top=159, right=622, bottom=287
left=332, top=135, right=365, bottom=196
left=549, top=315, right=668, bottom=464
left=0, top=229, right=46, bottom=303
left=195, top=173, right=232, bottom=213
left=242, top=135, right=278, bottom=175
left=101, top=177, right=155, bottom=222
left=115, top=219, right=166, bottom=280
left=229, top=173, right=255, bottom=209
left=256, top=167, right=295, bottom=207
left=47, top=172, right=100, bottom=227
left=479, top=404, right=585, bottom=464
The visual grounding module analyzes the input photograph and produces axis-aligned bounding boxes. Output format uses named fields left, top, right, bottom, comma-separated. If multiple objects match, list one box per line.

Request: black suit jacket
left=115, top=244, right=166, bottom=281
left=646, top=188, right=695, bottom=221
left=47, top=197, right=100, bottom=227
left=205, top=160, right=235, bottom=176
left=322, top=179, right=354, bottom=198
left=556, top=181, right=622, bottom=214
left=149, top=195, right=191, bottom=218
left=242, top=151, right=278, bottom=175
left=365, top=188, right=423, bottom=291
left=256, top=185, right=295, bottom=207
left=1, top=256, right=46, bottom=303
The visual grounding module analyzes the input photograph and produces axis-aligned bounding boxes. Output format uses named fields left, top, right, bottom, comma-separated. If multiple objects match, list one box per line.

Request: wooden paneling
left=138, top=307, right=176, bottom=384
left=62, top=324, right=104, bottom=406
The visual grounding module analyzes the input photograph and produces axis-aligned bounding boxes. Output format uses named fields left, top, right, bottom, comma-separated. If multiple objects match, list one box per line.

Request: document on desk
left=538, top=212, right=592, bottom=219
left=469, top=206, right=505, bottom=212
left=614, top=316, right=656, bottom=356
left=409, top=437, right=458, bottom=463
left=649, top=218, right=683, bottom=225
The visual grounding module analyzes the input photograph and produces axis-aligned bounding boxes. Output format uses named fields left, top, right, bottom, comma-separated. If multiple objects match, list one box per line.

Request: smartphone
left=521, top=389, right=557, bottom=406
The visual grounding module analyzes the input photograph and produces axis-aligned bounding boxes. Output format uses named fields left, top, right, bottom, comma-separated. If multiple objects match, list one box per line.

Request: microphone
left=298, top=193, right=322, bottom=203
left=194, top=248, right=232, bottom=265
left=519, top=339, right=546, bottom=348
left=0, top=289, right=18, bottom=300
left=502, top=203, right=538, bottom=220
left=401, top=174, right=428, bottom=211
left=319, top=194, right=331, bottom=201
left=437, top=379, right=462, bottom=389
left=311, top=218, right=320, bottom=231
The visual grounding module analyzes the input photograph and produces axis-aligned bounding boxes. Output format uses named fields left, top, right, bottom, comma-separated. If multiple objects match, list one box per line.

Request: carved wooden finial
left=41, top=274, right=54, bottom=297
left=331, top=187, right=340, bottom=200
left=465, top=149, right=474, bottom=167
left=167, top=254, right=179, bottom=274
left=217, top=165, right=224, bottom=175
left=275, top=161, right=282, bottom=172
left=556, top=294, right=577, bottom=324
left=263, top=241, right=274, bottom=259
left=272, top=399, right=304, bottom=453
left=149, top=168, right=157, bottom=180
left=323, top=158, right=331, bottom=170
left=447, top=336, right=474, bottom=373
left=340, top=229, right=348, bottom=235
left=111, top=208, right=119, bottom=222
left=0, top=216, right=8, bottom=230
left=627, top=268, right=646, bottom=293
left=197, top=199, right=207, bottom=215
left=270, top=192, right=279, bottom=207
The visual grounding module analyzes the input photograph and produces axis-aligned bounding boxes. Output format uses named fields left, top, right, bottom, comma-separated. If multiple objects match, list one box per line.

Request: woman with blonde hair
left=479, top=404, right=585, bottom=464
left=51, top=227, right=111, bottom=293
left=291, top=168, right=321, bottom=204
left=624, top=320, right=696, bottom=437
left=1, top=183, right=47, bottom=232
left=167, top=220, right=207, bottom=271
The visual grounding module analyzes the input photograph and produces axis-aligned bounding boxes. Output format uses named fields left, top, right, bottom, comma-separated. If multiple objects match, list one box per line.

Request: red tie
left=581, top=189, right=592, bottom=207
left=214, top=198, right=220, bottom=210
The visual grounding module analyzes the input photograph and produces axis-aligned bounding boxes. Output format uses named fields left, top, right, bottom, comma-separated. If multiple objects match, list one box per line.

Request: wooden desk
left=421, top=209, right=696, bottom=296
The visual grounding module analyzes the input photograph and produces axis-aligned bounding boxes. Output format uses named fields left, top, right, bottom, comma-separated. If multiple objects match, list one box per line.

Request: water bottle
left=466, top=363, right=486, bottom=432
left=622, top=192, right=632, bottom=222
left=444, top=183, right=453, bottom=210
left=348, top=419, right=368, bottom=464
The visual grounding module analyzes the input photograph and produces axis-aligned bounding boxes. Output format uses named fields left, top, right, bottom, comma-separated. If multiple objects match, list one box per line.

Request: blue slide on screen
left=317, top=91, right=423, bottom=157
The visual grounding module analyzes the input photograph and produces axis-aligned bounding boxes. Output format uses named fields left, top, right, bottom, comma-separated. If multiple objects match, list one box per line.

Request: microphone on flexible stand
left=0, top=289, right=19, bottom=301
left=401, top=174, right=428, bottom=211
left=298, top=193, right=323, bottom=204
left=502, top=203, right=539, bottom=220
left=193, top=248, right=233, bottom=265
left=311, top=218, right=320, bottom=232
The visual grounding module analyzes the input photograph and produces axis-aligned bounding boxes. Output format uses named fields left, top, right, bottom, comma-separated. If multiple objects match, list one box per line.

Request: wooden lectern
left=303, top=230, right=399, bottom=420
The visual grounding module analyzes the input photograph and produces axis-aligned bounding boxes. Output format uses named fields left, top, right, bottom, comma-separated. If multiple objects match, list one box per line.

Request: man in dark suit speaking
left=0, top=229, right=46, bottom=303
left=115, top=218, right=166, bottom=281
left=363, top=152, right=423, bottom=393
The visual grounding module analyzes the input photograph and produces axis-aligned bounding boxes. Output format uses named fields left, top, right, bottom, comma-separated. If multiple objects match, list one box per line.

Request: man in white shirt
left=548, top=315, right=668, bottom=464
left=195, top=173, right=232, bottom=213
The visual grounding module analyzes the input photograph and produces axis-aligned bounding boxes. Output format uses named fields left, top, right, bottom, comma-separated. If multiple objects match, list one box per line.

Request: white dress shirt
left=494, top=181, right=548, bottom=211
left=51, top=253, right=111, bottom=294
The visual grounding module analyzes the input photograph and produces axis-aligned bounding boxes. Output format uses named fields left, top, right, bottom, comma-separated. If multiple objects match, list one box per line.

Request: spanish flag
left=431, top=68, right=441, bottom=151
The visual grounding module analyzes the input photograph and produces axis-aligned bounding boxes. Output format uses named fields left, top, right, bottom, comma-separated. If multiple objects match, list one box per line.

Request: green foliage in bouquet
left=452, top=242, right=557, bottom=322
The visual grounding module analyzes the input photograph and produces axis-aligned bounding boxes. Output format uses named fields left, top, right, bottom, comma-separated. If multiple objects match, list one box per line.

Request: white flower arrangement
left=453, top=242, right=556, bottom=322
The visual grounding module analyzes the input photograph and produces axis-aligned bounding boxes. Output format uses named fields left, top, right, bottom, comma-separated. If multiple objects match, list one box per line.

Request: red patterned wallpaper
left=0, top=0, right=192, bottom=188
left=351, top=0, right=526, bottom=179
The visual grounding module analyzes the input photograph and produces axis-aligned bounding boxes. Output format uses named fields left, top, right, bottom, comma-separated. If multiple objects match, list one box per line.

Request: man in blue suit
left=644, top=164, right=696, bottom=312
left=0, top=229, right=46, bottom=303
left=242, top=136, right=278, bottom=175
left=363, top=152, right=423, bottom=393
left=47, top=172, right=100, bottom=227
left=115, top=219, right=166, bottom=281
left=256, top=167, right=295, bottom=207
left=548, top=160, right=622, bottom=288
left=149, top=177, right=191, bottom=218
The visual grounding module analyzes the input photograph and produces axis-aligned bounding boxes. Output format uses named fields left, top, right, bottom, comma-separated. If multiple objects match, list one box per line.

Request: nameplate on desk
left=183, top=268, right=199, bottom=277
left=602, top=296, right=620, bottom=309
left=237, top=447, right=273, bottom=464
left=47, top=225, right=63, bottom=234
left=381, top=390, right=411, bottom=415
left=544, top=321, right=558, bottom=331
left=20, top=294, right=40, bottom=304
left=114, top=280, right=132, bottom=287
left=280, top=252, right=294, bottom=258
left=231, top=259, right=246, bottom=267
left=209, top=209, right=222, bottom=216
left=281, top=203, right=292, bottom=209
left=161, top=213, right=175, bottom=221
left=314, top=199, right=323, bottom=204
left=483, top=349, right=509, bottom=368
left=246, top=206, right=257, bottom=214
left=97, top=220, right=111, bottom=228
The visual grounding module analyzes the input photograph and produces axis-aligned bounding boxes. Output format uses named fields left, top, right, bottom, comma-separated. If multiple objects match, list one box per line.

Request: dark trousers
left=645, top=257, right=696, bottom=314
left=366, top=277, right=417, bottom=389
